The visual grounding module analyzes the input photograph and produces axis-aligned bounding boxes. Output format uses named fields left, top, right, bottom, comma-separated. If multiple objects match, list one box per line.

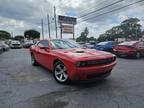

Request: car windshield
left=11, top=41, right=20, bottom=44
left=50, top=39, right=81, bottom=49
left=119, top=41, right=138, bottom=46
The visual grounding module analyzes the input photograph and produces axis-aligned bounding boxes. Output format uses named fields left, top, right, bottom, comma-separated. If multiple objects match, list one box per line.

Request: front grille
left=13, top=44, right=20, bottom=46
left=87, top=71, right=111, bottom=79
left=78, top=57, right=116, bottom=67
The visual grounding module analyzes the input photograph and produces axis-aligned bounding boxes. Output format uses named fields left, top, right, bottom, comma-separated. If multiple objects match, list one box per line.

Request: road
left=0, top=49, right=144, bottom=108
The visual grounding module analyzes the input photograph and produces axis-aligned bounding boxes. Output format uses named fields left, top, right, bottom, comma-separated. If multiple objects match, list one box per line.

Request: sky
left=0, top=0, right=144, bottom=39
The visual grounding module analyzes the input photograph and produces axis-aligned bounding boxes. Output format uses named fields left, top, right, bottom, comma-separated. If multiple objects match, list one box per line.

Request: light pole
left=41, top=19, right=44, bottom=39
left=136, top=26, right=138, bottom=40
left=47, top=14, right=51, bottom=39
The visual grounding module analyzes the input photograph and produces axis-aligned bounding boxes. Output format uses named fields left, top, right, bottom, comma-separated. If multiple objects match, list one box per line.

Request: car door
left=36, top=40, right=50, bottom=68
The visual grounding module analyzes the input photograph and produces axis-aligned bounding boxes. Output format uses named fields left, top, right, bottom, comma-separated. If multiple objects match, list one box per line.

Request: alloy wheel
left=31, top=55, right=35, bottom=64
left=136, top=52, right=140, bottom=59
left=54, top=63, right=68, bottom=83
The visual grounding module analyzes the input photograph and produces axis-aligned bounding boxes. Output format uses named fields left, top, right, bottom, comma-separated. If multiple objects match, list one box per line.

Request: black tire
left=53, top=61, right=70, bottom=84
left=135, top=52, right=141, bottom=59
left=31, top=54, right=39, bottom=66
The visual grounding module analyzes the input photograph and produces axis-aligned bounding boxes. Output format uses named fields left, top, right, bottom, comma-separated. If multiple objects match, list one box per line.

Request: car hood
left=53, top=48, right=113, bottom=60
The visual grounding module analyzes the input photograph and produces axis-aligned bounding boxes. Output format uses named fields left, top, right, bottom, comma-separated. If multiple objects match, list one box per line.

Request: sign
left=62, top=24, right=73, bottom=34
left=58, top=15, right=77, bottom=25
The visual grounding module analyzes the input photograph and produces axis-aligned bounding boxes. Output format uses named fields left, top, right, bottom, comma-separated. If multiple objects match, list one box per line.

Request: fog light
left=76, top=62, right=81, bottom=67
left=76, top=61, right=87, bottom=67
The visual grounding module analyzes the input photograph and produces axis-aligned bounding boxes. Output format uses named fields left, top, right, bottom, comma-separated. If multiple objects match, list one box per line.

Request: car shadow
left=34, top=64, right=111, bottom=89
left=70, top=79, right=109, bottom=89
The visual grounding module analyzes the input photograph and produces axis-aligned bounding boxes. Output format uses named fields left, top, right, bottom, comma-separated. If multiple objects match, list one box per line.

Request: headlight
left=76, top=61, right=81, bottom=67
left=112, top=55, right=116, bottom=61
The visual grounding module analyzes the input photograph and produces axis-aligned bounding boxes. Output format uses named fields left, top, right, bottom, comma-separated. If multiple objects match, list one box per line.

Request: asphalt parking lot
left=0, top=49, right=144, bottom=108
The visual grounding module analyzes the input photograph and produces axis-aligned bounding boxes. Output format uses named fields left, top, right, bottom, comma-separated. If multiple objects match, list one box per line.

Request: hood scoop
left=75, top=50, right=85, bottom=53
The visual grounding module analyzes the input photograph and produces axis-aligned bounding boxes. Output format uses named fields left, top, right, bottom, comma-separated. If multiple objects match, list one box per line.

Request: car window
left=119, top=41, right=138, bottom=46
left=38, top=40, right=49, bottom=47
left=50, top=39, right=80, bottom=49
left=97, top=42, right=109, bottom=45
left=11, top=41, right=20, bottom=44
left=109, top=42, right=116, bottom=45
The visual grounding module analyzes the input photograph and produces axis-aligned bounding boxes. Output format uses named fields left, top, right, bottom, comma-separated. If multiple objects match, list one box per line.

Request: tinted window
left=38, top=40, right=49, bottom=47
left=108, top=42, right=116, bottom=45
left=50, top=39, right=80, bottom=49
left=97, top=42, right=109, bottom=45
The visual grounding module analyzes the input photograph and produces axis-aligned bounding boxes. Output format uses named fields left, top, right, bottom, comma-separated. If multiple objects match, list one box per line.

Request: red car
left=113, top=41, right=144, bottom=58
left=30, top=39, right=116, bottom=84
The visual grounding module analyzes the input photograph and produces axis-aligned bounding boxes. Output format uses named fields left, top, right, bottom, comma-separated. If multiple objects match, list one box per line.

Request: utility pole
left=11, top=32, right=13, bottom=38
left=60, top=23, right=62, bottom=39
left=47, top=14, right=51, bottom=39
left=73, top=24, right=75, bottom=40
left=41, top=19, right=44, bottom=39
left=54, top=6, right=58, bottom=38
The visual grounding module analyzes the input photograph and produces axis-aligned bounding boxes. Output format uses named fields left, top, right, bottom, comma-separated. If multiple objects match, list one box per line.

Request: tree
left=0, top=30, right=11, bottom=40
left=121, top=18, right=142, bottom=40
left=24, top=29, right=40, bottom=39
left=87, top=37, right=96, bottom=42
left=97, top=18, right=142, bottom=42
left=97, top=34, right=107, bottom=42
left=14, top=35, right=24, bottom=42
left=76, top=27, right=89, bottom=42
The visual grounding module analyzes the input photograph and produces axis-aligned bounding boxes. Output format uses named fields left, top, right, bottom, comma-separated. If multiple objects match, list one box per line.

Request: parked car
left=83, top=43, right=95, bottom=49
left=0, top=41, right=10, bottom=51
left=23, top=40, right=34, bottom=48
left=10, top=41, right=22, bottom=49
left=113, top=41, right=144, bottom=58
left=0, top=46, right=3, bottom=54
left=93, top=41, right=117, bottom=52
left=30, top=39, right=116, bottom=84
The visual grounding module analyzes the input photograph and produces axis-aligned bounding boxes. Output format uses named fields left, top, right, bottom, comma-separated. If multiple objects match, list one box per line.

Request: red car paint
left=113, top=41, right=144, bottom=57
left=30, top=39, right=116, bottom=81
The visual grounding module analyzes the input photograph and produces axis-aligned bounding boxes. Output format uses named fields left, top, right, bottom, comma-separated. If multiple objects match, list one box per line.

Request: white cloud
left=0, top=0, right=143, bottom=38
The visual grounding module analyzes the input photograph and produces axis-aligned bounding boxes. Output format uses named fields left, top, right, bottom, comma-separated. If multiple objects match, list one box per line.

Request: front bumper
left=69, top=61, right=116, bottom=81
left=11, top=46, right=22, bottom=49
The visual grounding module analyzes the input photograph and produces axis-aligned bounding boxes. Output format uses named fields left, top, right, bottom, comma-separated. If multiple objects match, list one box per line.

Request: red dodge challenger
left=30, top=39, right=116, bottom=84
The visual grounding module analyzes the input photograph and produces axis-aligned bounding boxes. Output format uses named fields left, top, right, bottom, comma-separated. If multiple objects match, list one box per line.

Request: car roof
left=97, top=41, right=115, bottom=45
left=119, top=41, right=138, bottom=46
left=39, top=38, right=74, bottom=41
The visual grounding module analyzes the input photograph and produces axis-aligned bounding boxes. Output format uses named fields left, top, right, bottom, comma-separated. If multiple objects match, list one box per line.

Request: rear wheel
left=31, top=54, right=39, bottom=66
left=53, top=61, right=70, bottom=84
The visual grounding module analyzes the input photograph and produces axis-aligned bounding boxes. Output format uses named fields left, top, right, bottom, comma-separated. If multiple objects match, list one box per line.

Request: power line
left=78, top=0, right=110, bottom=16
left=79, top=0, right=144, bottom=23
left=79, top=0, right=124, bottom=18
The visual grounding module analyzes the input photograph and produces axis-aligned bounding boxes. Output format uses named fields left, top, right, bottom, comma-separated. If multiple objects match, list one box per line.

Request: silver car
left=10, top=41, right=22, bottom=49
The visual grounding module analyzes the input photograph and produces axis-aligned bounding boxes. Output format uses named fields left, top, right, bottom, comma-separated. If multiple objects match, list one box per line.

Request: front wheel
left=135, top=52, right=141, bottom=59
left=53, top=61, right=70, bottom=84
left=31, top=54, right=39, bottom=66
